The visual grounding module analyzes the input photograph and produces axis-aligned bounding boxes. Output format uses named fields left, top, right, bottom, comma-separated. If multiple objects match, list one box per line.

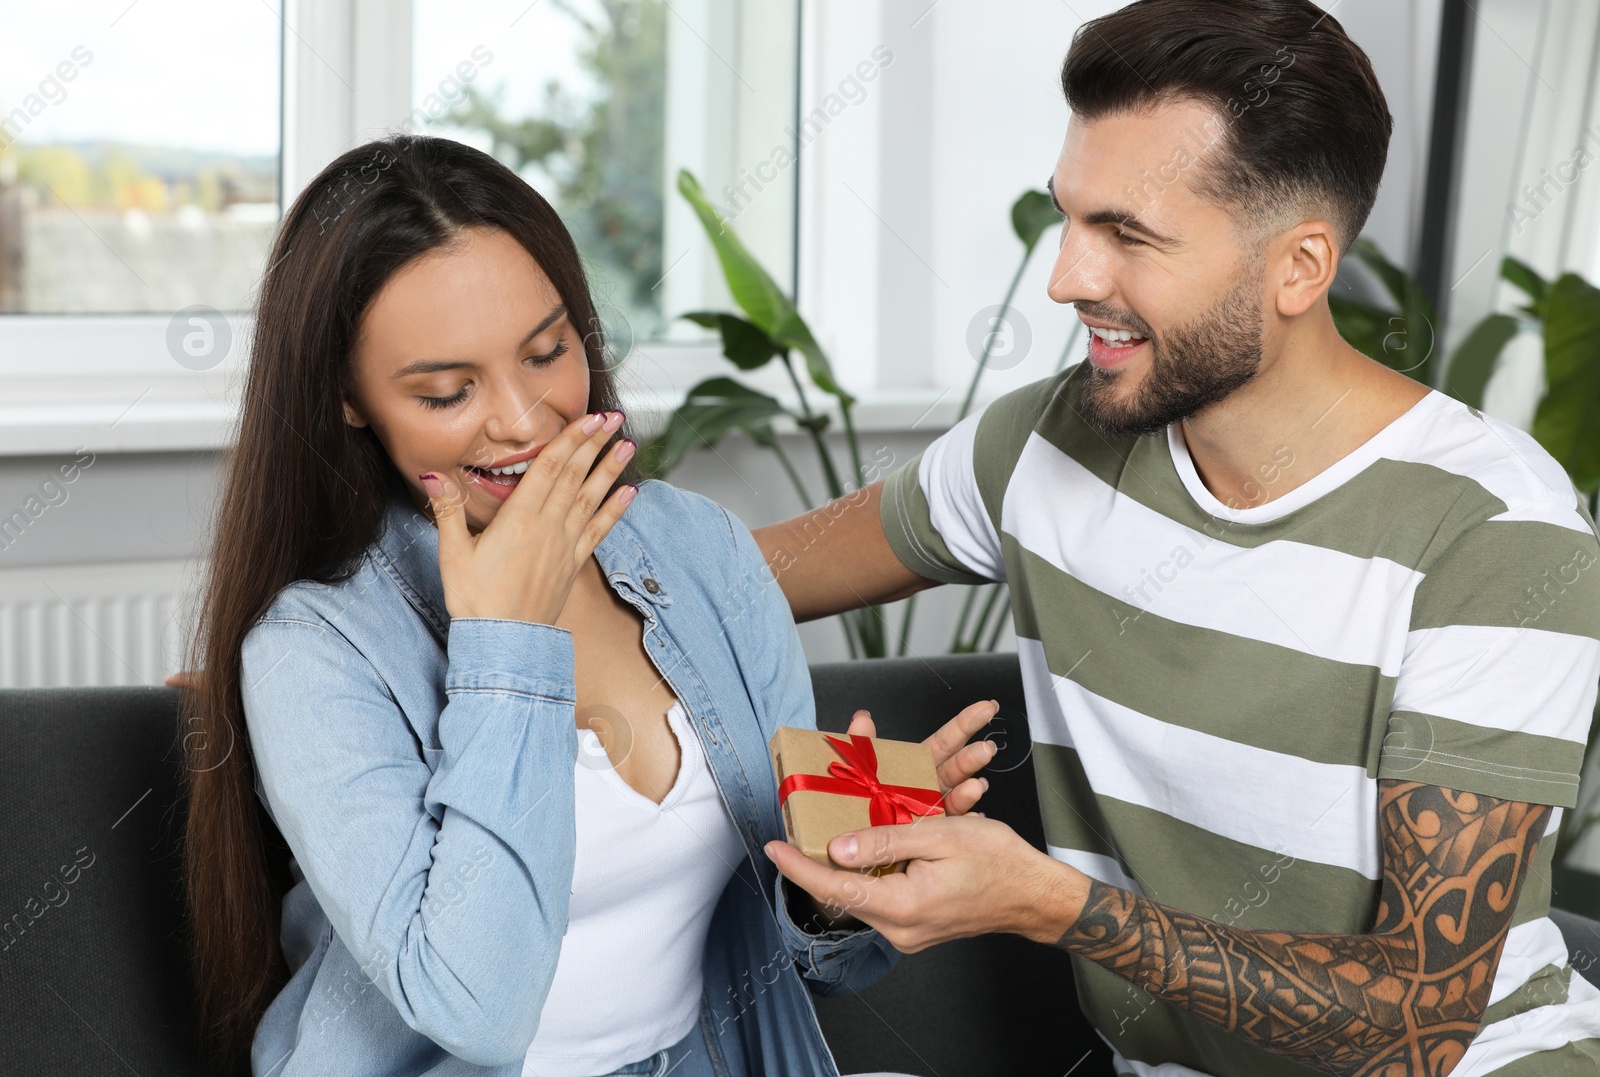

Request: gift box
left=768, top=726, right=946, bottom=875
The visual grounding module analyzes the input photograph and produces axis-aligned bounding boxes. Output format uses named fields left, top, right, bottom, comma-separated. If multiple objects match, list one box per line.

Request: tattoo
left=1056, top=782, right=1551, bottom=1076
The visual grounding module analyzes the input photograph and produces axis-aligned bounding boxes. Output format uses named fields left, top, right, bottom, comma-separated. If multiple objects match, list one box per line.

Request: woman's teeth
left=464, top=460, right=528, bottom=488
left=1089, top=325, right=1148, bottom=347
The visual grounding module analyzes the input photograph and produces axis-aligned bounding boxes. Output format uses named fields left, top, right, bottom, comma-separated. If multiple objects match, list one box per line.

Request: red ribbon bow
left=777, top=733, right=945, bottom=826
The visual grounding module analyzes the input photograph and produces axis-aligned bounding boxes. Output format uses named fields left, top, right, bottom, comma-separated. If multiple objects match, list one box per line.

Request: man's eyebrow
left=390, top=304, right=568, bottom=378
left=1079, top=209, right=1179, bottom=246
left=1044, top=179, right=1175, bottom=245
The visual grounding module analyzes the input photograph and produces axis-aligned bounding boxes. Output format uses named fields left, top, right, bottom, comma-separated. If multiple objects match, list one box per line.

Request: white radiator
left=0, top=559, right=203, bottom=688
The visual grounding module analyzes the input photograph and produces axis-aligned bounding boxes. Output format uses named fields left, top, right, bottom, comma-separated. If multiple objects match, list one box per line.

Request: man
left=757, top=1, right=1600, bottom=1074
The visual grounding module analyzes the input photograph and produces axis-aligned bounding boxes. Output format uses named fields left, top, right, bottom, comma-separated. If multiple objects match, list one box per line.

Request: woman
left=177, top=134, right=995, bottom=1077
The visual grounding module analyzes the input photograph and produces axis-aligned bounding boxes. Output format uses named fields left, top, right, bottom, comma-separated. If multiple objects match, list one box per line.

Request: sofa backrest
left=0, top=686, right=209, bottom=1074
left=808, top=652, right=1116, bottom=1076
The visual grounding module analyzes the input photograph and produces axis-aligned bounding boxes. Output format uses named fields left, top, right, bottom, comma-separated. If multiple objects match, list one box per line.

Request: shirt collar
left=371, top=484, right=672, bottom=640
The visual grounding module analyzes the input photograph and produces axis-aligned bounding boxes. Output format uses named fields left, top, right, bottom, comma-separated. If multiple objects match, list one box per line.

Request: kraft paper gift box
left=768, top=726, right=946, bottom=875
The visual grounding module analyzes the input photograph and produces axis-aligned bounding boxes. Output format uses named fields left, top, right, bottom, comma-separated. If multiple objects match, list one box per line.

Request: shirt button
left=642, top=577, right=660, bottom=594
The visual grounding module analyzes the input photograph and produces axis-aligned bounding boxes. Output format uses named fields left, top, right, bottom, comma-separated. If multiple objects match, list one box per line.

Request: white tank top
left=521, top=700, right=744, bottom=1076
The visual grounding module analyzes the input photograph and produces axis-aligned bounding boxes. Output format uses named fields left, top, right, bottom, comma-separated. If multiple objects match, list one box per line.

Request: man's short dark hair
left=1059, top=0, right=1393, bottom=252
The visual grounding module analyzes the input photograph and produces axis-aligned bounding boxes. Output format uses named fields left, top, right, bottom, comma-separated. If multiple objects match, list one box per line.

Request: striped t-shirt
left=879, top=363, right=1600, bottom=1076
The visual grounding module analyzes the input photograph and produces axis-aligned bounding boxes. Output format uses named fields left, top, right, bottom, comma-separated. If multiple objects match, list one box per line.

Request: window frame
left=0, top=0, right=966, bottom=457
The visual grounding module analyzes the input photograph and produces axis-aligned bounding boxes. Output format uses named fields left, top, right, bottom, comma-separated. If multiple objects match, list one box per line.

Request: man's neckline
left=1165, top=389, right=1443, bottom=525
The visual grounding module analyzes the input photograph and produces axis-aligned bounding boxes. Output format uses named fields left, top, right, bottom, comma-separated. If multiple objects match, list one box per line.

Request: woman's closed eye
left=416, top=340, right=571, bottom=410
left=419, top=385, right=469, bottom=410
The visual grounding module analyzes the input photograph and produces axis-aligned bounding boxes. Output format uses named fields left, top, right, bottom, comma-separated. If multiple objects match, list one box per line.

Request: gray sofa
left=3, top=653, right=1597, bottom=1075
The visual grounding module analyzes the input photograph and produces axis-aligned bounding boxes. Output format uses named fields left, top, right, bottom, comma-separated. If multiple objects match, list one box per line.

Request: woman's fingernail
left=986, top=740, right=999, bottom=756
left=618, top=484, right=638, bottom=504
left=762, top=842, right=776, bottom=861
left=418, top=473, right=442, bottom=497
left=980, top=777, right=990, bottom=791
left=615, top=438, right=636, bottom=460
left=582, top=413, right=605, bottom=435
left=832, top=834, right=858, bottom=862
left=603, top=411, right=625, bottom=432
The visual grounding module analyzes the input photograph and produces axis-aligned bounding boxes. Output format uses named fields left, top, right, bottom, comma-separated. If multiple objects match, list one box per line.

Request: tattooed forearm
left=1057, top=782, right=1551, bottom=1076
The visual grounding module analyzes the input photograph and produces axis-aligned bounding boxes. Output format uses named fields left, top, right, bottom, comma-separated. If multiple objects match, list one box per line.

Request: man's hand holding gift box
left=764, top=700, right=1041, bottom=939
left=765, top=701, right=1080, bottom=951
left=769, top=726, right=948, bottom=876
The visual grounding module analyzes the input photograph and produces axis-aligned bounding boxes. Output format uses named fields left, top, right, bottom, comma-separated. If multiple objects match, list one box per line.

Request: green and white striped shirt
left=880, top=363, right=1600, bottom=1076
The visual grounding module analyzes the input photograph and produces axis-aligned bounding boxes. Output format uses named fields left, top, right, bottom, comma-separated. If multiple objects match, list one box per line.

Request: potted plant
left=643, top=171, right=1072, bottom=657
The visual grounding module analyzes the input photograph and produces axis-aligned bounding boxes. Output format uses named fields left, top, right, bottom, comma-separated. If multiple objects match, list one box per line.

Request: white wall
left=798, top=0, right=1441, bottom=402
left=798, top=0, right=1089, bottom=404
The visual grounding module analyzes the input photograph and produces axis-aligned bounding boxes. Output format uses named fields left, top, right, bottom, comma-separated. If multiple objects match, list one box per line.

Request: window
left=0, top=0, right=805, bottom=452
left=0, top=0, right=282, bottom=314
left=411, top=0, right=800, bottom=375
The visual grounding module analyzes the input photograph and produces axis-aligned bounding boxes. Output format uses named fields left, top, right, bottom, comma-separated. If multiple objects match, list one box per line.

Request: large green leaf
left=1442, top=313, right=1520, bottom=410
left=676, top=170, right=794, bottom=334
left=1347, top=238, right=1410, bottom=307
left=682, top=311, right=783, bottom=371
left=677, top=169, right=854, bottom=405
left=1501, top=255, right=1549, bottom=314
left=1339, top=239, right=1438, bottom=384
left=1533, top=273, right=1600, bottom=494
left=773, top=312, right=854, bottom=405
left=1011, top=189, right=1061, bottom=253
left=1329, top=294, right=1397, bottom=363
left=636, top=376, right=790, bottom=477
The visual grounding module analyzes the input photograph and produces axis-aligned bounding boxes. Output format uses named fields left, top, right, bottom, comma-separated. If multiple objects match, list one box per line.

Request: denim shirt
left=241, top=478, right=898, bottom=1076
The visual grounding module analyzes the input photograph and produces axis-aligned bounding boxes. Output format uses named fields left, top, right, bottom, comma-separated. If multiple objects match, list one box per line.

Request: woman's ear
left=342, top=398, right=368, bottom=428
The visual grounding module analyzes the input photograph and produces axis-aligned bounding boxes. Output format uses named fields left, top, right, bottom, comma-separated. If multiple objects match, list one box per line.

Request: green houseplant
left=640, top=170, right=884, bottom=658
left=643, top=171, right=1068, bottom=658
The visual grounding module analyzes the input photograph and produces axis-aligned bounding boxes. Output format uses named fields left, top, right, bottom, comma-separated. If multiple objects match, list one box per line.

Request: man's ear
left=342, top=398, right=369, bottom=428
left=1272, top=220, right=1340, bottom=318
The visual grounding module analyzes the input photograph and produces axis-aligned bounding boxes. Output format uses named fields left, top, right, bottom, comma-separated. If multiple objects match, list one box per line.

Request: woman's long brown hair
left=179, top=134, right=642, bottom=1074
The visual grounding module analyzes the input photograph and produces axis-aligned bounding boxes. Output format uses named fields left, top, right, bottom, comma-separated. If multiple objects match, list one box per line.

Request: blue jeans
left=594, top=1021, right=718, bottom=1077
left=595, top=1021, right=915, bottom=1077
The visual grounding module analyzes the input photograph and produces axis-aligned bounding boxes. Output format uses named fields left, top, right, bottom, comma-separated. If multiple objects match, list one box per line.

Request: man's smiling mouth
left=1087, top=324, right=1148, bottom=348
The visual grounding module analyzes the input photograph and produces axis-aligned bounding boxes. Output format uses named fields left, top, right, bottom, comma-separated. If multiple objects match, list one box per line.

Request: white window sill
left=0, top=389, right=239, bottom=456
left=0, top=314, right=993, bottom=455
left=0, top=376, right=987, bottom=456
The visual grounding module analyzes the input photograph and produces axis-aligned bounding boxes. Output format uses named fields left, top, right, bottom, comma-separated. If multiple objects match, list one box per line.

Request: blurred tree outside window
left=0, top=0, right=282, bottom=314
left=415, top=0, right=666, bottom=348
left=414, top=0, right=799, bottom=358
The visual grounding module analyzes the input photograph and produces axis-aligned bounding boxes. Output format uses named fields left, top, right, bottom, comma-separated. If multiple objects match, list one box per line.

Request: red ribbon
left=777, top=733, right=945, bottom=826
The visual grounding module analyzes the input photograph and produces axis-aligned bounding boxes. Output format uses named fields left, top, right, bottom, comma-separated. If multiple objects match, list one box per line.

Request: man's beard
left=1076, top=265, right=1265, bottom=440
